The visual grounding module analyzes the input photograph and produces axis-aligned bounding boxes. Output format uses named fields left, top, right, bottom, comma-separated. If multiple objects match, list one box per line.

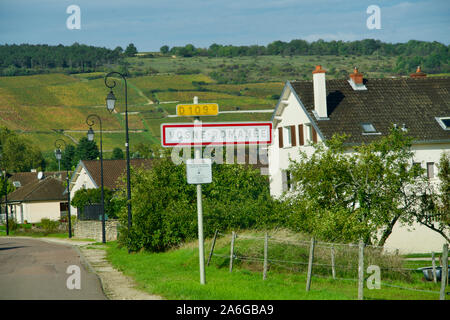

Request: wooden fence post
left=432, top=252, right=437, bottom=283
left=331, top=245, right=336, bottom=280
left=358, top=239, right=364, bottom=300
left=263, top=232, right=268, bottom=280
left=207, top=229, right=219, bottom=267
left=229, top=231, right=236, bottom=273
left=439, top=243, right=448, bottom=300
left=306, top=237, right=315, bottom=292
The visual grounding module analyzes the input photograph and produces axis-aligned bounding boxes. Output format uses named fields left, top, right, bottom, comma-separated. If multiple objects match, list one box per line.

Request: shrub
left=40, top=218, right=59, bottom=233
left=116, top=153, right=284, bottom=252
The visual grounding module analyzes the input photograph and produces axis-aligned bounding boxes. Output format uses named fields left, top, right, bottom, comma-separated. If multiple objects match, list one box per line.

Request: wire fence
left=208, top=231, right=449, bottom=300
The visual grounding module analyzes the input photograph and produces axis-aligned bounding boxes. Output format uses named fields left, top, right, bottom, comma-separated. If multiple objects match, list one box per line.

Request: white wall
left=269, top=88, right=322, bottom=198
left=70, top=165, right=97, bottom=215
left=11, top=201, right=62, bottom=223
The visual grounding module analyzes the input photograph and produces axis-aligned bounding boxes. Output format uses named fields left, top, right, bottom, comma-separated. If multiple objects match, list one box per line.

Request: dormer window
left=436, top=117, right=450, bottom=130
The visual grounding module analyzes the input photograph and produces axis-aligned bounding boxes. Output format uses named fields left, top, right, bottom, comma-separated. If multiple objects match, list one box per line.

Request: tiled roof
left=10, top=171, right=68, bottom=189
left=80, top=159, right=153, bottom=190
left=288, top=77, right=450, bottom=144
left=7, top=176, right=66, bottom=202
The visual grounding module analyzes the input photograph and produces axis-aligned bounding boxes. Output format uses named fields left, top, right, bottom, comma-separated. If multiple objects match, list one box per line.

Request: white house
left=268, top=65, right=450, bottom=253
left=69, top=159, right=153, bottom=215
left=6, top=172, right=68, bottom=223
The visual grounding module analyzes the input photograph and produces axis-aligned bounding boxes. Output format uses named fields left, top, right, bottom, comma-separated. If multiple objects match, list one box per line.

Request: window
left=435, top=117, right=450, bottom=130
left=427, top=162, right=435, bottom=179
left=285, top=126, right=292, bottom=147
left=282, top=170, right=294, bottom=192
left=281, top=126, right=296, bottom=148
left=361, top=123, right=376, bottom=133
left=305, top=124, right=313, bottom=142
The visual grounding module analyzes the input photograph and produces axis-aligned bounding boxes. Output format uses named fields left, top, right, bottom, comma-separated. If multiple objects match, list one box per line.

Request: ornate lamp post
left=104, top=72, right=132, bottom=231
left=54, top=139, right=72, bottom=238
left=86, top=114, right=106, bottom=243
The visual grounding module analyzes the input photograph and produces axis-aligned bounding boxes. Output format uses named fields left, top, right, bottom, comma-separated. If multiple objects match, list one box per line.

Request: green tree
left=62, top=144, right=76, bottom=170
left=287, top=129, right=425, bottom=245
left=71, top=187, right=123, bottom=218
left=0, top=127, right=44, bottom=172
left=160, top=45, right=169, bottom=54
left=74, top=137, right=99, bottom=162
left=111, top=147, right=124, bottom=160
left=115, top=151, right=282, bottom=252
left=124, top=43, right=138, bottom=57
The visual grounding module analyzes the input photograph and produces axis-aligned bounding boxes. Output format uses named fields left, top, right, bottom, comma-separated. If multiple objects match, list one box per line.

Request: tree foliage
left=0, top=43, right=122, bottom=76
left=71, top=187, right=123, bottom=219
left=285, top=129, right=446, bottom=245
left=0, top=127, right=44, bottom=172
left=74, top=137, right=99, bottom=162
left=116, top=150, right=283, bottom=252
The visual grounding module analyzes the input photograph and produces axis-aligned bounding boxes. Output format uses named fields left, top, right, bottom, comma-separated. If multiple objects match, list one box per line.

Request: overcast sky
left=0, top=0, right=448, bottom=51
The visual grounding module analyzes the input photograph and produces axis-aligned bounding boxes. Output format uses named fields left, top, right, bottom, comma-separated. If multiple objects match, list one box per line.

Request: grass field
left=105, top=231, right=445, bottom=300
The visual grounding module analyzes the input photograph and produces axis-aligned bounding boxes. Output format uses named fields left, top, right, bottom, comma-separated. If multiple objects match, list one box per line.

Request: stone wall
left=74, top=220, right=119, bottom=242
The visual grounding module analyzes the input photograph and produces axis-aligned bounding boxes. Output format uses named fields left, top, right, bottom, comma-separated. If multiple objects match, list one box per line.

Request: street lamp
left=54, top=139, right=72, bottom=238
left=86, top=114, right=106, bottom=243
left=104, top=72, right=132, bottom=231
left=1, top=169, right=9, bottom=236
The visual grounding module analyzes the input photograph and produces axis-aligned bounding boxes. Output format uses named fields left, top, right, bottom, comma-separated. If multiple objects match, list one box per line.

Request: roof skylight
left=436, top=117, right=450, bottom=130
left=361, top=123, right=376, bottom=133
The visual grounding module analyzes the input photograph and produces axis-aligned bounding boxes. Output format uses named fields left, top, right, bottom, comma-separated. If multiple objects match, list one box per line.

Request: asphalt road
left=0, top=237, right=106, bottom=300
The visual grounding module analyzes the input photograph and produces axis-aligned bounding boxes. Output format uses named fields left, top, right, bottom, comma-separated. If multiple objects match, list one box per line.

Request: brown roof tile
left=81, top=159, right=153, bottom=190
left=7, top=176, right=66, bottom=202
left=10, top=171, right=68, bottom=189
left=288, top=77, right=450, bottom=144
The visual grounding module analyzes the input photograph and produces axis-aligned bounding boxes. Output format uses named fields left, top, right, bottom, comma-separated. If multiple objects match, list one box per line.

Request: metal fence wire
left=208, top=231, right=449, bottom=300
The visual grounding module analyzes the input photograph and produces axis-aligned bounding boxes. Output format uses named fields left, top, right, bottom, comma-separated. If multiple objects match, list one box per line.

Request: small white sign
left=186, top=158, right=212, bottom=184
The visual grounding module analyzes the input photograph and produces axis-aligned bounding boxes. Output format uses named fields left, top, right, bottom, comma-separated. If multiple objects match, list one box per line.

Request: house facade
left=69, top=159, right=153, bottom=215
left=6, top=172, right=68, bottom=223
left=268, top=66, right=450, bottom=253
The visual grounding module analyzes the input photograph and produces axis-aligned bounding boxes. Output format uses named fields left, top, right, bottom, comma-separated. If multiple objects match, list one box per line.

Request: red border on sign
left=161, top=122, right=273, bottom=147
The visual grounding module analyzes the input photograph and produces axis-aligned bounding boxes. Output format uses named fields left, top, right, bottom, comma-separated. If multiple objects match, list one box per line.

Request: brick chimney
left=348, top=67, right=367, bottom=90
left=312, top=65, right=327, bottom=118
left=410, top=66, right=427, bottom=78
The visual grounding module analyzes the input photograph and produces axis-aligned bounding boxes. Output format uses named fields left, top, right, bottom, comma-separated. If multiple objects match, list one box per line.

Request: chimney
left=312, top=65, right=327, bottom=118
left=410, top=66, right=426, bottom=78
left=348, top=67, right=367, bottom=90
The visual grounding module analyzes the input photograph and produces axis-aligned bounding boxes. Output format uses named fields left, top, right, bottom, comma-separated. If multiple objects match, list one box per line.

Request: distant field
left=0, top=53, right=436, bottom=156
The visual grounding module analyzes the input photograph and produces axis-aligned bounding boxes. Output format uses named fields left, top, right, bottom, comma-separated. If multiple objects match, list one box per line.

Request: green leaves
left=116, top=155, right=279, bottom=252
left=287, top=129, right=427, bottom=245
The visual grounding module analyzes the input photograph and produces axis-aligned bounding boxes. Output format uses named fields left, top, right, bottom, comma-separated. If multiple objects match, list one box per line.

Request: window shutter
left=290, top=125, right=296, bottom=147
left=312, top=126, right=318, bottom=143
left=298, top=124, right=304, bottom=146
left=278, top=127, right=283, bottom=148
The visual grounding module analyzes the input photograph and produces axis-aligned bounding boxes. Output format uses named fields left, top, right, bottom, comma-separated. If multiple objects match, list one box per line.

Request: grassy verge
left=105, top=233, right=444, bottom=300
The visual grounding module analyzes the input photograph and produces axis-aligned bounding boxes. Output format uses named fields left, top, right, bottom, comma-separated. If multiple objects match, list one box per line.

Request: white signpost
left=161, top=122, right=273, bottom=147
left=161, top=98, right=273, bottom=285
left=186, top=158, right=212, bottom=184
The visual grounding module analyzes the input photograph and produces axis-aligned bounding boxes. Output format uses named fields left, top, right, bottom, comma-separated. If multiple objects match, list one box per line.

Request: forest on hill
left=1, top=39, right=449, bottom=77
left=0, top=43, right=137, bottom=76
left=163, top=39, right=450, bottom=74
